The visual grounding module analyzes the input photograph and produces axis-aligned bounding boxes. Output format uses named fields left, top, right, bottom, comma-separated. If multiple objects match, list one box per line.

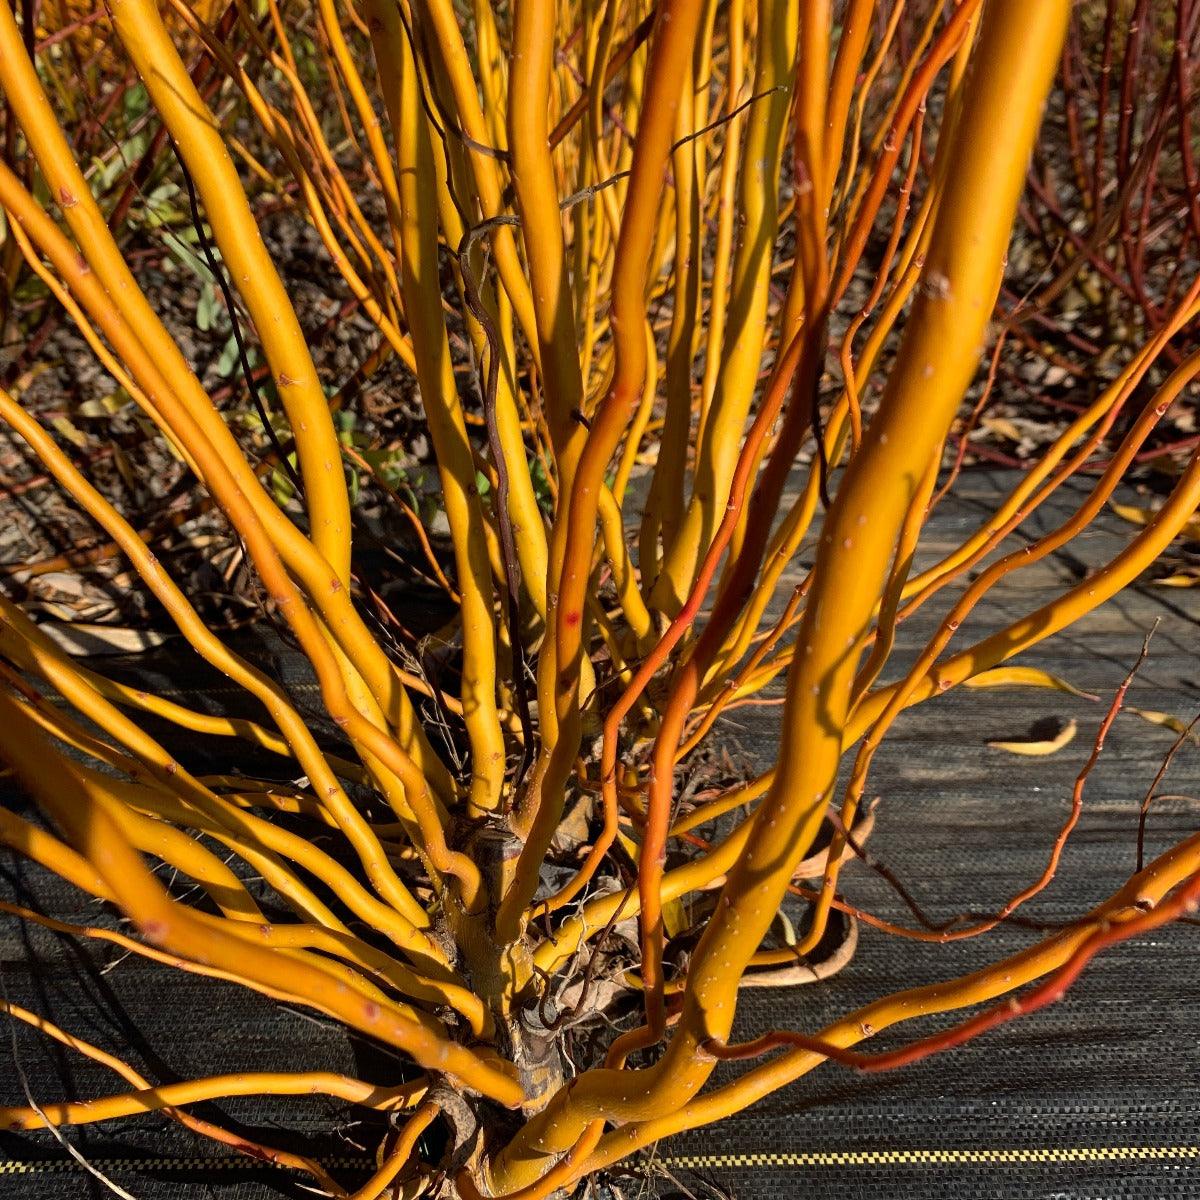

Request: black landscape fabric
left=2, top=475, right=1199, bottom=1199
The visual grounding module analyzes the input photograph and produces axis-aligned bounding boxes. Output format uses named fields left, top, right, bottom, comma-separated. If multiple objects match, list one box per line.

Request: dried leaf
left=1152, top=571, right=1200, bottom=588
left=737, top=915, right=860, bottom=990
left=1111, top=500, right=1200, bottom=542
left=614, top=826, right=640, bottom=864
left=1126, top=707, right=1200, bottom=743
left=987, top=717, right=1078, bottom=756
left=965, top=666, right=1097, bottom=700
left=981, top=415, right=1024, bottom=442
left=35, top=571, right=86, bottom=598
left=662, top=897, right=689, bottom=939
left=77, top=393, right=129, bottom=418
left=38, top=621, right=170, bottom=656
left=50, top=416, right=87, bottom=449
left=1110, top=501, right=1154, bottom=527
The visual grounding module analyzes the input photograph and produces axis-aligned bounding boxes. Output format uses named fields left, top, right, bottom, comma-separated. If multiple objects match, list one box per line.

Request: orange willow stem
left=496, top=0, right=708, bottom=944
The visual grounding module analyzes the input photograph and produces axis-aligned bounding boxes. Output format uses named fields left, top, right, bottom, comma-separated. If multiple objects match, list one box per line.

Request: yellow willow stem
left=671, top=772, right=774, bottom=837
left=494, top=5, right=1072, bottom=1185
left=500, top=0, right=707, bottom=942
left=582, top=0, right=629, bottom=257
left=315, top=0, right=406, bottom=244
left=0, top=619, right=322, bottom=927
left=349, top=1101, right=439, bottom=1200
left=0, top=807, right=107, bottom=901
left=649, top=0, right=797, bottom=611
left=568, top=12, right=600, bottom=374
left=573, top=829, right=1200, bottom=1178
left=623, top=0, right=837, bottom=1031
left=0, top=388, right=436, bottom=932
left=0, top=696, right=523, bottom=1105
left=105, top=0, right=351, bottom=585
left=410, top=0, right=542, bottom=360
left=254, top=57, right=399, bottom=302
left=647, top=0, right=1071, bottom=1068
left=283, top=70, right=403, bottom=303
left=488, top=287, right=553, bottom=624
left=850, top=451, right=941, bottom=702
left=368, top=0, right=507, bottom=818
left=0, top=53, right=446, bottom=793
left=832, top=0, right=906, bottom=217
left=838, top=105, right=926, bottom=451
left=645, top=71, right=702, bottom=569
left=503, top=0, right=596, bottom=791
left=0, top=1000, right=350, bottom=1193
left=884, top=306, right=1200, bottom=655
left=697, top=0, right=746, bottom=435
left=2, top=1066, right=427, bottom=1131
left=822, top=0, right=875, bottom=200
left=692, top=0, right=722, bottom=140
left=408, top=115, right=549, bottom=624
left=507, top=0, right=588, bottom=461
left=103, top=857, right=440, bottom=1037
left=76, top=673, right=366, bottom=783
left=472, top=0, right=508, bottom=148
left=611, top=321, right=660, bottom=509
left=836, top=0, right=943, bottom=245
left=319, top=13, right=367, bottom=154
left=797, top=0, right=832, bottom=222
left=598, top=487, right=654, bottom=641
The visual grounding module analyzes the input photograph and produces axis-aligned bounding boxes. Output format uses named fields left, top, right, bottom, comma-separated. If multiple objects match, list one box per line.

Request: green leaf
left=196, top=281, right=221, bottom=333
left=216, top=334, right=241, bottom=379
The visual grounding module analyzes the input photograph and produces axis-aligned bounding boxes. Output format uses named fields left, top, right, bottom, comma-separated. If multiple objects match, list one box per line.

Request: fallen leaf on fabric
left=965, top=666, right=1098, bottom=700
left=987, top=717, right=1078, bottom=755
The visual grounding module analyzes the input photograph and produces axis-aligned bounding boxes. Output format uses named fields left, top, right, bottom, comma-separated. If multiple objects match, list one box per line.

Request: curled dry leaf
left=736, top=913, right=860, bottom=990
left=1126, top=707, right=1200, bottom=743
left=793, top=803, right=878, bottom=881
left=987, top=717, right=1078, bottom=756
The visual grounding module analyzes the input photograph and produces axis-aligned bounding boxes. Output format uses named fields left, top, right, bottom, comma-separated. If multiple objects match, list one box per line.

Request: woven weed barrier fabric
left=2, top=472, right=1200, bottom=1199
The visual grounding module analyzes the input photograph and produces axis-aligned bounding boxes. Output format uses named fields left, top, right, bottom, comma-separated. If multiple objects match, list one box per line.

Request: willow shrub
left=1, top=1, right=1199, bottom=1197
